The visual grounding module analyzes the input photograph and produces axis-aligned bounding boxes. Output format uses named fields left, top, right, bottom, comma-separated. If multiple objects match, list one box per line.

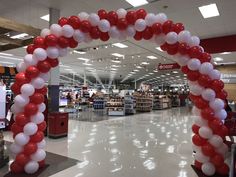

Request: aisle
left=4, top=107, right=198, bottom=177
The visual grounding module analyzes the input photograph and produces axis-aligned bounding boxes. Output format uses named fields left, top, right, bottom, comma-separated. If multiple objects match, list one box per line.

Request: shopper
left=66, top=92, right=72, bottom=103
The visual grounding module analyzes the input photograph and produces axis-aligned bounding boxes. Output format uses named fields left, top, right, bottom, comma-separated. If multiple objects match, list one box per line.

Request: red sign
left=157, top=63, right=180, bottom=70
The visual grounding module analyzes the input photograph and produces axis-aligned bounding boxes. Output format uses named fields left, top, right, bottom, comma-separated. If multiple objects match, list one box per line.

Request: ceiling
left=0, top=0, right=235, bottom=87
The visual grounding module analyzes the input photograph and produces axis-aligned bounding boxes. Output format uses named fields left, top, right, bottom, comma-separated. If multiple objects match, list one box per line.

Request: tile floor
left=3, top=107, right=199, bottom=177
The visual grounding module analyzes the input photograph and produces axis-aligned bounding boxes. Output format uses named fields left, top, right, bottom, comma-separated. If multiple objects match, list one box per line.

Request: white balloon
left=210, top=98, right=224, bottom=111
left=215, top=109, right=227, bottom=120
left=39, top=72, right=50, bottom=82
left=134, top=19, right=146, bottom=32
left=78, top=12, right=89, bottom=20
left=73, top=29, right=85, bottom=42
left=118, top=31, right=127, bottom=40
left=15, top=133, right=30, bottom=146
left=46, top=47, right=59, bottom=59
left=24, top=161, right=39, bottom=174
left=37, top=139, right=46, bottom=149
left=59, top=47, right=68, bottom=57
left=31, top=77, right=45, bottom=89
left=10, top=143, right=23, bottom=154
left=116, top=8, right=127, bottom=18
left=21, top=84, right=35, bottom=96
left=165, top=32, right=178, bottom=44
left=40, top=28, right=50, bottom=38
left=216, top=143, right=229, bottom=157
left=11, top=104, right=23, bottom=114
left=178, top=30, right=191, bottom=44
left=176, top=55, right=189, bottom=66
left=192, top=144, right=201, bottom=152
left=193, top=116, right=208, bottom=127
left=189, top=36, right=200, bottom=47
left=62, top=25, right=74, bottom=38
left=201, top=162, right=216, bottom=176
left=98, top=19, right=110, bottom=32
left=155, top=13, right=167, bottom=24
left=31, top=149, right=46, bottom=162
left=199, top=62, right=213, bottom=75
left=24, top=122, right=38, bottom=136
left=126, top=25, right=136, bottom=37
left=209, top=135, right=223, bottom=148
left=201, top=89, right=216, bottom=102
left=84, top=33, right=92, bottom=43
left=199, top=126, right=213, bottom=139
left=209, top=69, right=221, bottom=80
left=190, top=84, right=204, bottom=96
left=33, top=48, right=47, bottom=61
left=192, top=106, right=201, bottom=116
left=15, top=94, right=29, bottom=107
left=50, top=24, right=62, bottom=37
left=154, top=34, right=165, bottom=45
left=38, top=103, right=46, bottom=113
left=108, top=26, right=119, bottom=38
left=16, top=62, right=26, bottom=72
left=88, top=13, right=100, bottom=26
left=187, top=58, right=201, bottom=71
left=145, top=13, right=156, bottom=26
left=24, top=54, right=37, bottom=67
left=194, top=150, right=210, bottom=163
left=31, top=112, right=44, bottom=124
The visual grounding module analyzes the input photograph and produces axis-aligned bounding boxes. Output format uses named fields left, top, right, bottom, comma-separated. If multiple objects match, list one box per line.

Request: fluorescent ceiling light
left=172, top=71, right=178, bottom=74
left=40, top=14, right=50, bottom=21
left=199, top=4, right=220, bottom=18
left=166, top=73, right=170, bottom=75
left=74, top=50, right=86, bottom=54
left=112, top=43, right=128, bottom=48
left=111, top=60, right=121, bottom=63
left=133, top=69, right=139, bottom=72
left=214, top=57, right=223, bottom=62
left=154, top=70, right=158, bottom=73
left=111, top=53, right=124, bottom=58
left=220, top=52, right=231, bottom=55
left=141, top=62, right=149, bottom=65
left=77, top=57, right=90, bottom=61
left=136, top=66, right=142, bottom=69
left=147, top=56, right=157, bottom=60
left=149, top=73, right=154, bottom=75
left=83, top=63, right=92, bottom=66
left=125, top=0, right=148, bottom=7
left=11, top=33, right=28, bottom=39
left=111, top=65, right=120, bottom=68
left=161, top=75, right=165, bottom=77
left=110, top=68, right=117, bottom=71
left=65, top=68, right=73, bottom=71
left=156, top=47, right=163, bottom=51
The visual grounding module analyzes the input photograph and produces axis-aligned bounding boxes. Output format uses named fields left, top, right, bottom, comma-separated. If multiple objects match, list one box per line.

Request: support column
left=134, top=80, right=137, bottom=90
left=83, top=69, right=87, bottom=86
left=48, top=8, right=60, bottom=112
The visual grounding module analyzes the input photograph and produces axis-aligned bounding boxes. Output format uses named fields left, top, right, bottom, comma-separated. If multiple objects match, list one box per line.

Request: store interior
left=0, top=0, right=236, bottom=177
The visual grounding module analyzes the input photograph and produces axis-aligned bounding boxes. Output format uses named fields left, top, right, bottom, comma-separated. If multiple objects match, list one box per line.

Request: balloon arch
left=10, top=8, right=230, bottom=176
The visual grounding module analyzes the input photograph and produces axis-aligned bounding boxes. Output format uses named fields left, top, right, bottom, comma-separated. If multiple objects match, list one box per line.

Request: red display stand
left=48, top=112, right=68, bottom=139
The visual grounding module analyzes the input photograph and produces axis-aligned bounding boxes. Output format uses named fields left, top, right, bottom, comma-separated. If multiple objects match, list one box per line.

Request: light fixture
left=136, top=66, right=142, bottom=69
left=59, top=64, right=71, bottom=68
left=214, top=57, right=223, bottom=62
left=147, top=56, right=157, bottom=60
left=74, top=50, right=86, bottom=54
left=172, top=71, right=178, bottom=74
left=156, top=47, right=163, bottom=51
left=141, top=62, right=149, bottom=65
left=111, top=60, right=121, bottom=63
left=149, top=73, right=154, bottom=75
left=111, top=68, right=117, bottom=71
left=0, top=52, right=13, bottom=56
left=220, top=52, right=231, bottom=55
left=112, top=43, right=128, bottom=48
left=198, top=3, right=220, bottom=19
left=83, top=63, right=92, bottom=66
left=40, top=14, right=50, bottom=21
left=111, top=53, right=124, bottom=57
left=77, top=57, right=90, bottom=61
left=11, top=33, right=28, bottom=39
left=125, top=0, right=148, bottom=7
left=111, top=65, right=120, bottom=68
left=65, top=68, right=73, bottom=71
left=166, top=73, right=170, bottom=75
left=161, top=75, right=165, bottom=77
left=134, top=69, right=139, bottom=72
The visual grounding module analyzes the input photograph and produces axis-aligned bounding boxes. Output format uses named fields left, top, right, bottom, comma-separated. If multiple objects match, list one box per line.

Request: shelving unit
left=135, top=94, right=153, bottom=112
left=171, top=95, right=180, bottom=107
left=124, top=95, right=135, bottom=114
left=107, top=98, right=124, bottom=116
left=153, top=95, right=171, bottom=110
left=93, top=98, right=105, bottom=109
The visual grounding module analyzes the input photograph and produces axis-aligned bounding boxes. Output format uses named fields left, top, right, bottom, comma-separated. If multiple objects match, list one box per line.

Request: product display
left=93, top=98, right=105, bottom=109
left=135, top=93, right=153, bottom=112
left=153, top=95, right=171, bottom=110
left=107, top=97, right=124, bottom=116
left=124, top=95, right=135, bottom=114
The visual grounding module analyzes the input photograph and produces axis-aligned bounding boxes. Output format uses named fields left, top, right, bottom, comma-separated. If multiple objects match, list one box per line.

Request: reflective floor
left=4, top=107, right=199, bottom=177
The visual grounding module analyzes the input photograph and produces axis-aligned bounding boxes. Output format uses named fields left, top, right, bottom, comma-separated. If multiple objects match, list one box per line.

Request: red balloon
left=192, top=134, right=207, bottom=146
left=98, top=9, right=107, bottom=19
left=117, top=18, right=128, bottom=30
left=24, top=143, right=37, bottom=155
left=194, top=160, right=202, bottom=170
left=45, top=34, right=58, bottom=46
left=166, top=43, right=179, bottom=55
left=38, top=121, right=47, bottom=132
left=126, top=11, right=137, bottom=25
left=90, top=26, right=101, bottom=39
left=200, top=52, right=212, bottom=63
left=30, top=131, right=44, bottom=143
left=30, top=93, right=44, bottom=104
left=211, top=80, right=224, bottom=93
left=10, top=161, right=24, bottom=174
left=47, top=58, right=59, bottom=68
left=11, top=123, right=23, bottom=135
left=210, top=153, right=224, bottom=167
left=11, top=83, right=21, bottom=95
left=25, top=66, right=40, bottom=79
left=181, top=66, right=190, bottom=74
left=202, top=143, right=215, bottom=157
left=216, top=89, right=228, bottom=100
left=187, top=70, right=200, bottom=81
left=15, top=153, right=30, bottom=166
left=195, top=97, right=208, bottom=109
left=58, top=36, right=69, bottom=48
left=38, top=160, right=45, bottom=168
left=24, top=103, right=38, bottom=116
left=80, top=20, right=91, bottom=33
left=26, top=44, right=36, bottom=54
left=134, top=31, right=142, bottom=41
left=58, top=17, right=68, bottom=26
left=151, top=23, right=162, bottom=35
left=160, top=43, right=168, bottom=51
left=216, top=163, right=229, bottom=175
left=192, top=124, right=200, bottom=134
left=136, top=9, right=147, bottom=19
left=188, top=46, right=202, bottom=58
left=173, top=23, right=184, bottom=34
left=201, top=108, right=215, bottom=121
left=15, top=72, right=30, bottom=85
left=142, top=27, right=153, bottom=40
left=33, top=36, right=45, bottom=47
left=162, top=20, right=173, bottom=34
left=35, top=86, right=48, bottom=95
left=208, top=119, right=223, bottom=132
left=198, top=74, right=212, bottom=87
left=100, top=32, right=109, bottom=41
left=68, top=15, right=81, bottom=29
left=37, top=60, right=51, bottom=73
left=107, top=11, right=118, bottom=25
left=178, top=42, right=189, bottom=55
left=189, top=93, right=200, bottom=102
left=220, top=125, right=229, bottom=137
left=15, top=113, right=29, bottom=126
left=68, top=37, right=78, bottom=48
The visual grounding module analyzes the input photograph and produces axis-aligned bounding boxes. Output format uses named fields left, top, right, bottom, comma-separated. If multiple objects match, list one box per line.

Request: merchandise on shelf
left=124, top=95, right=135, bottom=114
left=171, top=95, right=180, bottom=107
left=153, top=95, right=171, bottom=110
left=134, top=93, right=153, bottom=112
left=107, top=97, right=124, bottom=116
left=93, top=97, right=105, bottom=109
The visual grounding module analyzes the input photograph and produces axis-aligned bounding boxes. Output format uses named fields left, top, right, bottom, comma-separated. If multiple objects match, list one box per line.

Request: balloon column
left=10, top=8, right=229, bottom=175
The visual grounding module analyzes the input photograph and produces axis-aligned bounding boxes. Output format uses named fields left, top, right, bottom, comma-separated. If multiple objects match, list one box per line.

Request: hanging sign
left=157, top=63, right=180, bottom=70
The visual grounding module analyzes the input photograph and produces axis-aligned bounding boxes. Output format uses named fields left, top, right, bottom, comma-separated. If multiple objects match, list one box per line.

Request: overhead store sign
left=157, top=63, right=180, bottom=70
left=221, top=73, right=236, bottom=83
